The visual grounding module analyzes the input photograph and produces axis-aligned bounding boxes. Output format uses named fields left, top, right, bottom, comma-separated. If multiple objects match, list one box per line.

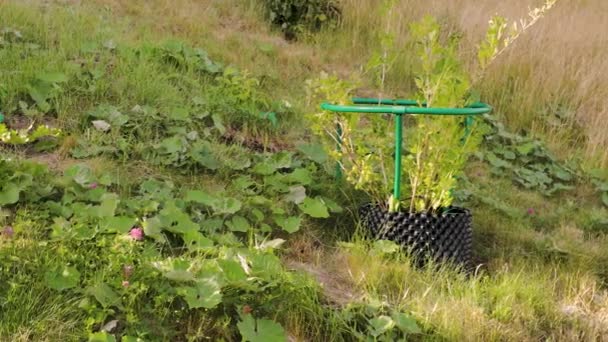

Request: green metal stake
left=393, top=114, right=403, bottom=201
left=462, top=115, right=474, bottom=143
left=335, top=123, right=343, bottom=179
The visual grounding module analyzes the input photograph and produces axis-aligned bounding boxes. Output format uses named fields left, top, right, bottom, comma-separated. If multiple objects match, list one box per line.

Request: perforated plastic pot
left=359, top=204, right=473, bottom=267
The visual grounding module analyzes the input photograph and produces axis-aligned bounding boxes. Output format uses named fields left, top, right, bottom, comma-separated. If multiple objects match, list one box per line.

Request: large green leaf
left=212, top=197, right=242, bottom=215
left=72, top=222, right=98, bottom=241
left=161, top=208, right=199, bottom=234
left=177, top=278, right=222, bottom=309
left=551, top=166, right=573, bottom=181
left=296, top=143, right=328, bottom=164
left=183, top=231, right=214, bottom=251
left=88, top=332, right=116, bottom=342
left=95, top=194, right=119, bottom=218
left=252, top=152, right=292, bottom=175
left=27, top=82, right=52, bottom=112
left=154, top=258, right=196, bottom=282
left=167, top=107, right=190, bottom=121
left=257, top=238, right=285, bottom=251
left=37, top=72, right=68, bottom=83
left=86, top=282, right=124, bottom=309
left=298, top=197, right=329, bottom=218
left=286, top=168, right=312, bottom=185
left=157, top=135, right=184, bottom=155
left=321, top=197, right=343, bottom=213
left=65, top=164, right=94, bottom=187
left=0, top=183, right=21, bottom=205
left=218, top=259, right=249, bottom=282
left=369, top=315, right=395, bottom=337
left=485, top=152, right=512, bottom=169
left=274, top=216, right=302, bottom=233
left=212, top=113, right=226, bottom=134
left=392, top=312, right=422, bottom=334
left=190, top=141, right=220, bottom=170
left=185, top=190, right=215, bottom=206
left=142, top=216, right=166, bottom=242
left=186, top=191, right=241, bottom=215
left=284, top=185, right=306, bottom=204
left=259, top=112, right=278, bottom=126
left=225, top=215, right=250, bottom=232
left=372, top=240, right=399, bottom=255
left=515, top=141, right=537, bottom=155
left=99, top=216, right=135, bottom=233
left=237, top=315, right=286, bottom=342
left=45, top=266, right=80, bottom=291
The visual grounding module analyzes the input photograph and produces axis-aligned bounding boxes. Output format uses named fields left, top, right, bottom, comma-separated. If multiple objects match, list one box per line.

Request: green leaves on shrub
left=262, top=0, right=341, bottom=39
left=403, top=16, right=486, bottom=212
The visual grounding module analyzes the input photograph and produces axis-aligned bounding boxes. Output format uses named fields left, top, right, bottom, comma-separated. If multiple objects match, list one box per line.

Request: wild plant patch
left=480, top=115, right=579, bottom=196
left=0, top=155, right=343, bottom=339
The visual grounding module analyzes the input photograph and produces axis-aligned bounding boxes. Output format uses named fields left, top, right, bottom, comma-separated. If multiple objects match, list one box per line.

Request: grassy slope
left=1, top=0, right=608, bottom=341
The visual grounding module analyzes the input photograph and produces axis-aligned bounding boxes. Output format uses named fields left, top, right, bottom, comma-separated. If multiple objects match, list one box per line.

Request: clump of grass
left=0, top=214, right=86, bottom=340
left=318, top=239, right=608, bottom=341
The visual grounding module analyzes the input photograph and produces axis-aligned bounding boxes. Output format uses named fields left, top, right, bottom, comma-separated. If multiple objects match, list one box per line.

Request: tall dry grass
left=323, top=0, right=608, bottom=166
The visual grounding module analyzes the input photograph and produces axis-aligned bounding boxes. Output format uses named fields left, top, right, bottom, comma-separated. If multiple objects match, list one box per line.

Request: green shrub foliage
left=263, top=0, right=341, bottom=39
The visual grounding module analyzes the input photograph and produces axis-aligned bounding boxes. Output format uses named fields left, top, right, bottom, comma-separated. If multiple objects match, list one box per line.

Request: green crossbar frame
left=321, top=97, right=492, bottom=201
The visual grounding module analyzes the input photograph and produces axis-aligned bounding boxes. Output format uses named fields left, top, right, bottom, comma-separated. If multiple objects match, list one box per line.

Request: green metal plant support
left=321, top=97, right=492, bottom=202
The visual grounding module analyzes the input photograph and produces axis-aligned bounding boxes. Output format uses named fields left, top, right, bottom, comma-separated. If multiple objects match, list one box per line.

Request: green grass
left=1, top=1, right=608, bottom=341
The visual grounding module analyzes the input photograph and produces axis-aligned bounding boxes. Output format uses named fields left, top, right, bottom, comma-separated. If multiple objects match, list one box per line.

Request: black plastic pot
left=360, top=204, right=473, bottom=267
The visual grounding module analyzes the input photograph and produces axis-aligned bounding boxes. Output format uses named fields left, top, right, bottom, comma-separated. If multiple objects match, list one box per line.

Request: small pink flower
left=122, top=280, right=130, bottom=287
left=89, top=182, right=98, bottom=189
left=129, top=227, right=144, bottom=241
left=123, top=265, right=134, bottom=278
left=527, top=208, right=536, bottom=216
left=2, top=226, right=14, bottom=238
